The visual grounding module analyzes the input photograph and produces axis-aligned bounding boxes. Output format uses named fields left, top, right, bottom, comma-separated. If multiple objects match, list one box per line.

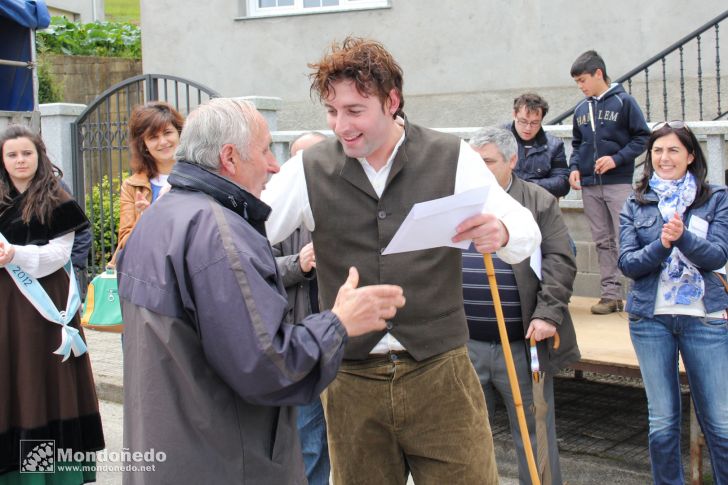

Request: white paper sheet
left=382, top=186, right=490, bottom=255
left=530, top=246, right=542, bottom=281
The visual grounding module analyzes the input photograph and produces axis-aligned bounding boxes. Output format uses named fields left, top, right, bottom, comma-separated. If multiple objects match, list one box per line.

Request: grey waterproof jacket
left=117, top=161, right=347, bottom=484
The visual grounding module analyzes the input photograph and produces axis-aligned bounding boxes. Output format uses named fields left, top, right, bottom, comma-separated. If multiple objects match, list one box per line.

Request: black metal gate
left=71, top=74, right=219, bottom=277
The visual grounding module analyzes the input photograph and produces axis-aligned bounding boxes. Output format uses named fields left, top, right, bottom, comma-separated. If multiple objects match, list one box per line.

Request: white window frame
left=244, top=0, right=391, bottom=19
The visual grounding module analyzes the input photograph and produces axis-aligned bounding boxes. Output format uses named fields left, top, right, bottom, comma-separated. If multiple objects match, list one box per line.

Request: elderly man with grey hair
left=116, top=98, right=405, bottom=485
left=464, top=126, right=580, bottom=485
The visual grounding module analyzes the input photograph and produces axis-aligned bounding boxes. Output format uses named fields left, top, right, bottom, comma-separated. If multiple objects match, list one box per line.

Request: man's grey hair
left=469, top=126, right=518, bottom=162
left=175, top=98, right=260, bottom=171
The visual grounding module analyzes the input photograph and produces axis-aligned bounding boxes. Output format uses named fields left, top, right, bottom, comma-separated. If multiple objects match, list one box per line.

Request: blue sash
left=0, top=232, right=87, bottom=361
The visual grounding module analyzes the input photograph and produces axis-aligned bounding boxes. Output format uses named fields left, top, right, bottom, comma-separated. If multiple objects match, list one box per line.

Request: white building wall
left=47, top=0, right=104, bottom=22
left=140, top=1, right=727, bottom=129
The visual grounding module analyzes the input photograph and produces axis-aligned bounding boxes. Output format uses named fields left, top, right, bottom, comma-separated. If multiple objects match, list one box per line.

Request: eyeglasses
left=652, top=120, right=691, bottom=132
left=515, top=118, right=542, bottom=129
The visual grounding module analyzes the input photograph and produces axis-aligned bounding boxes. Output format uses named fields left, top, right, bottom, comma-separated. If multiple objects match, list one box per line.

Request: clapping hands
left=660, top=213, right=684, bottom=248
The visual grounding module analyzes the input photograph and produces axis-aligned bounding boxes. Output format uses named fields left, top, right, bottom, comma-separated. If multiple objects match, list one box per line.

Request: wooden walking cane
left=483, top=253, right=541, bottom=485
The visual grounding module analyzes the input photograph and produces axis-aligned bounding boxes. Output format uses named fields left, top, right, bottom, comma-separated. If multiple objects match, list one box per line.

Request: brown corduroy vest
left=303, top=121, right=469, bottom=360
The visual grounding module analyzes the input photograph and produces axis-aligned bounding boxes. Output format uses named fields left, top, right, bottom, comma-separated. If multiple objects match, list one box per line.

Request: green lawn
left=105, top=0, right=140, bottom=24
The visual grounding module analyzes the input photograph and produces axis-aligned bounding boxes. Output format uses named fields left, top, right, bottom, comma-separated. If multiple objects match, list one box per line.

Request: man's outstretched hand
left=331, top=267, right=406, bottom=337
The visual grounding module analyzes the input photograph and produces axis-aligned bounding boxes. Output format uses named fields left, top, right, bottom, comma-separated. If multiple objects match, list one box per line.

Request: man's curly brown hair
left=308, top=37, right=405, bottom=118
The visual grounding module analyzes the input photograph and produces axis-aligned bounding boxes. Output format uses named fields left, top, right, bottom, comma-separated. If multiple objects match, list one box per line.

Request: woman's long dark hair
left=0, top=125, right=68, bottom=224
left=128, top=101, right=185, bottom=178
left=634, top=123, right=711, bottom=208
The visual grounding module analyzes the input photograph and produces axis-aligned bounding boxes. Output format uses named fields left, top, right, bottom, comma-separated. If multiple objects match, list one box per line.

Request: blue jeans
left=630, top=314, right=728, bottom=485
left=297, top=398, right=330, bottom=485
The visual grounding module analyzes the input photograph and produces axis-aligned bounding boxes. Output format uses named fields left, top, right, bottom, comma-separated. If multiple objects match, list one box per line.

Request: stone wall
left=47, top=0, right=105, bottom=23
left=140, top=0, right=727, bottom=131
left=0, top=110, right=39, bottom=132
left=277, top=76, right=728, bottom=131
left=42, top=54, right=142, bottom=105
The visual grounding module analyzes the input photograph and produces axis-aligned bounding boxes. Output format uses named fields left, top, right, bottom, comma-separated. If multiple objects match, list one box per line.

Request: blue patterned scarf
left=649, top=172, right=703, bottom=304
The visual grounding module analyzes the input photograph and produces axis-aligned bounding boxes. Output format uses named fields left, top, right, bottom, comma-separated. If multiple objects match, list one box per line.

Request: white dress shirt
left=10, top=232, right=75, bottom=279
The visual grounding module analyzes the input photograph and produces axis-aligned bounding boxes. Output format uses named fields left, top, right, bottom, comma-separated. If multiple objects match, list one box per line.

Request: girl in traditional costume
left=0, top=125, right=104, bottom=483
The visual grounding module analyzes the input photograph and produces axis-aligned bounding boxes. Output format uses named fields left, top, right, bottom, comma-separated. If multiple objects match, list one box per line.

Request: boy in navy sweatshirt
left=568, top=50, right=650, bottom=314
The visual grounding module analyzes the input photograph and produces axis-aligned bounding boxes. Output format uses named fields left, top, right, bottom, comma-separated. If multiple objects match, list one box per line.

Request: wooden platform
left=569, top=296, right=686, bottom=376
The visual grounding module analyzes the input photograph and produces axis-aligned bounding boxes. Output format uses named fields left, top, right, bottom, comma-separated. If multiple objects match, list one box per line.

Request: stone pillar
left=236, top=96, right=282, bottom=130
left=40, top=102, right=86, bottom=193
left=686, top=121, right=728, bottom=186
left=235, top=96, right=287, bottom=162
left=705, top=132, right=727, bottom=186
left=0, top=110, right=40, bottom=132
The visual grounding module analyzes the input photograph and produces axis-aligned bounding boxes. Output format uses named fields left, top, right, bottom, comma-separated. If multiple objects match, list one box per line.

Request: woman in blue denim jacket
left=619, top=121, right=728, bottom=485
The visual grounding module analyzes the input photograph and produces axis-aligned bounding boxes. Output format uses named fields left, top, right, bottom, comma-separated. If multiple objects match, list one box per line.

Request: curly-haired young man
left=264, top=37, right=541, bottom=484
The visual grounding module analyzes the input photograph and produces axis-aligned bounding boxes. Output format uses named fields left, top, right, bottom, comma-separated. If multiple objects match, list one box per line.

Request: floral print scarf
left=649, top=171, right=703, bottom=305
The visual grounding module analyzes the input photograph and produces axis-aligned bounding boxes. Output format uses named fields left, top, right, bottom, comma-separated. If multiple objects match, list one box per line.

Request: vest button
left=378, top=210, right=387, bottom=220
left=386, top=321, right=394, bottom=330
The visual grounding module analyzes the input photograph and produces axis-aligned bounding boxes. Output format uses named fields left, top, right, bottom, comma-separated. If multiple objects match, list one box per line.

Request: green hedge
left=37, top=60, right=63, bottom=103
left=86, top=175, right=126, bottom=268
left=37, top=16, right=141, bottom=59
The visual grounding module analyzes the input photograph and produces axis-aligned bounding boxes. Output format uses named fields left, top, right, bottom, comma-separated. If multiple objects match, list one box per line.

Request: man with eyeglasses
left=507, top=93, right=570, bottom=198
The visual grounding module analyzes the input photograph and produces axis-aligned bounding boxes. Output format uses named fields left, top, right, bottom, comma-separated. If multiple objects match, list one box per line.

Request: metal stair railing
left=549, top=9, right=728, bottom=125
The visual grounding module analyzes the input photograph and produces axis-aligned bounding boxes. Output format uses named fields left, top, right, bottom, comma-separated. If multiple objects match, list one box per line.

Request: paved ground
left=83, top=297, right=707, bottom=484
left=95, top=401, right=123, bottom=485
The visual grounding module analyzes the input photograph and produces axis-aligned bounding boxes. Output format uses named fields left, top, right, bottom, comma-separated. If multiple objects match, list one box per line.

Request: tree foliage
left=37, top=17, right=141, bottom=59
left=86, top=174, right=126, bottom=269
left=37, top=60, right=63, bottom=103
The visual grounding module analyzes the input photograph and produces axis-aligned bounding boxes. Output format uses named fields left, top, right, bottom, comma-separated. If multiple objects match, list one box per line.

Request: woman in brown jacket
left=114, top=102, right=184, bottom=259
